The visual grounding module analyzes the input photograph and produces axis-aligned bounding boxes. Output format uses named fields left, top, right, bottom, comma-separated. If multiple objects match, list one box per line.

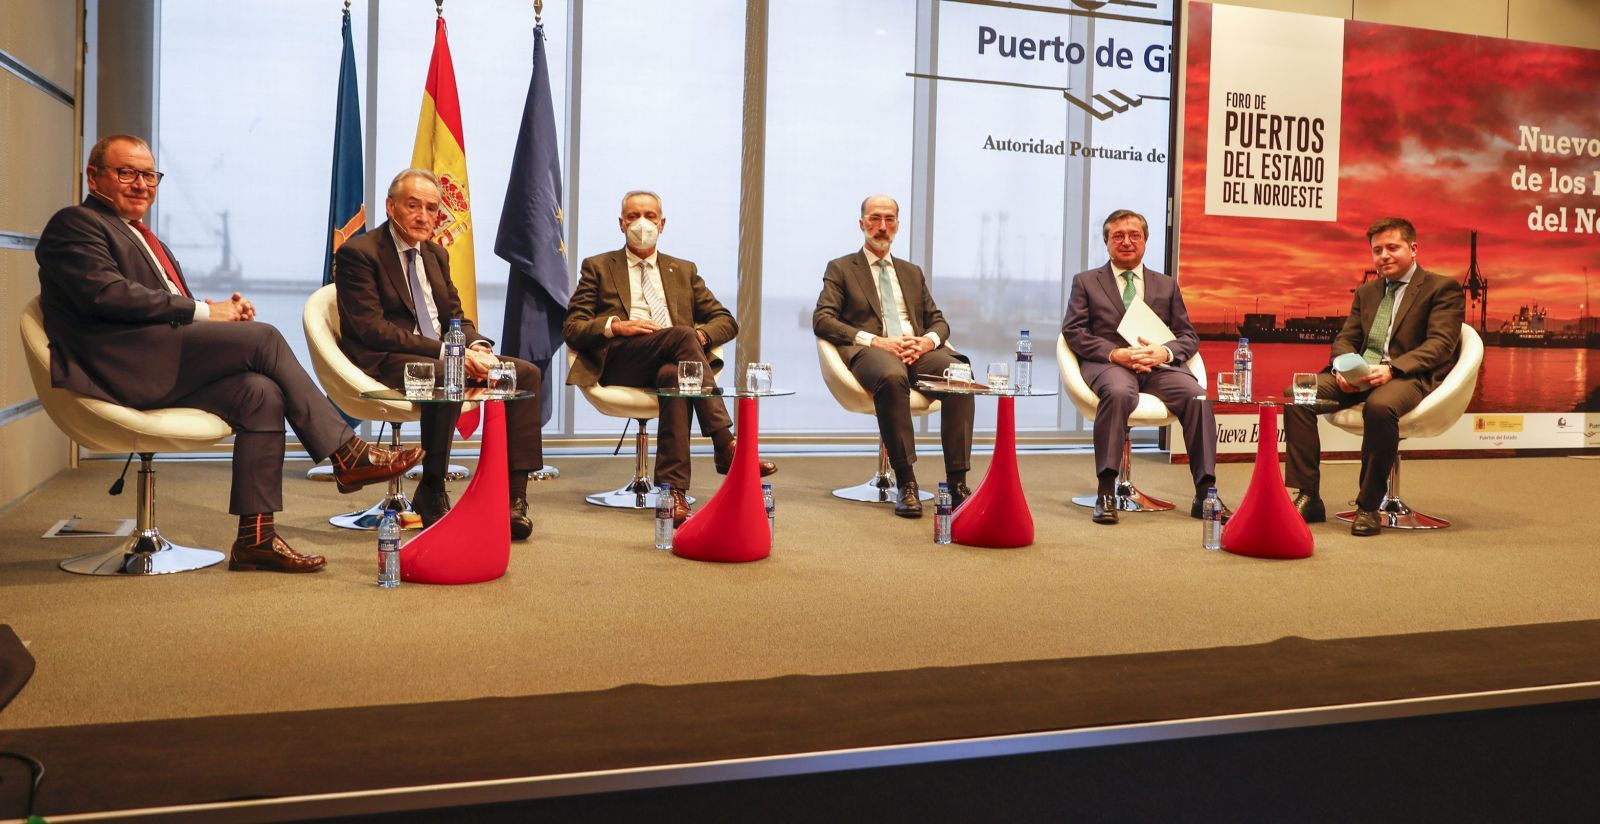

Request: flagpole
left=533, top=0, right=558, bottom=481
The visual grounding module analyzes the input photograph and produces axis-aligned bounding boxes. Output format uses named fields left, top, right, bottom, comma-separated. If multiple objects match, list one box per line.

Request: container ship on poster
left=1199, top=312, right=1344, bottom=343
left=1486, top=304, right=1596, bottom=348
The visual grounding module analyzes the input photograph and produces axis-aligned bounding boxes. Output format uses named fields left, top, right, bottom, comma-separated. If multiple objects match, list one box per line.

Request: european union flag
left=323, top=6, right=365, bottom=285
left=496, top=24, right=569, bottom=426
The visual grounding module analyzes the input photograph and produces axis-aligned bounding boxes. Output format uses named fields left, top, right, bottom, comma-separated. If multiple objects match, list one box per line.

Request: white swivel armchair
left=21, top=298, right=235, bottom=575
left=1326, top=323, right=1483, bottom=529
left=816, top=338, right=941, bottom=503
left=1057, top=332, right=1207, bottom=513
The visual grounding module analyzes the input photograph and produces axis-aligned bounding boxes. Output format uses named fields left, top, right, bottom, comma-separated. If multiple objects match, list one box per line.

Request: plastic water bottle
left=1201, top=487, right=1223, bottom=551
left=443, top=319, right=467, bottom=397
left=1233, top=337, right=1253, bottom=401
left=377, top=508, right=401, bottom=587
left=654, top=483, right=675, bottom=550
left=762, top=483, right=775, bottom=543
left=934, top=482, right=953, bottom=545
left=1013, top=330, right=1033, bottom=394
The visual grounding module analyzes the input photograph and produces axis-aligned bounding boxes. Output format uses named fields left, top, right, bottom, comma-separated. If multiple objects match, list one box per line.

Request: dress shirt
left=103, top=200, right=207, bottom=322
left=853, top=248, right=943, bottom=349
left=605, top=248, right=669, bottom=337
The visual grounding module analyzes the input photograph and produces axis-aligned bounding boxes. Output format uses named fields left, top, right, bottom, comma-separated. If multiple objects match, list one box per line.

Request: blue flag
left=323, top=6, right=366, bottom=285
left=497, top=24, right=570, bottom=426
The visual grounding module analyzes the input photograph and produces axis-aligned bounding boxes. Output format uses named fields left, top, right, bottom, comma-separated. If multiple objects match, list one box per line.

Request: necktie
left=640, top=260, right=672, bottom=328
left=128, top=220, right=190, bottom=297
left=875, top=259, right=906, bottom=337
left=1120, top=271, right=1136, bottom=308
left=405, top=249, right=440, bottom=339
left=1362, top=280, right=1403, bottom=365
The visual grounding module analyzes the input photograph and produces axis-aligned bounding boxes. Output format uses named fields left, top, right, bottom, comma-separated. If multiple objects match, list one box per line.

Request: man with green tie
left=1284, top=217, right=1466, bottom=537
left=813, top=194, right=974, bottom=519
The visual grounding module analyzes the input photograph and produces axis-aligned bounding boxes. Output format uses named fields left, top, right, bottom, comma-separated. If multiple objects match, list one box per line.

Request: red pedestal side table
left=655, top=388, right=793, bottom=563
left=918, top=381, right=1056, bottom=549
left=1218, top=401, right=1314, bottom=560
left=362, top=387, right=537, bottom=583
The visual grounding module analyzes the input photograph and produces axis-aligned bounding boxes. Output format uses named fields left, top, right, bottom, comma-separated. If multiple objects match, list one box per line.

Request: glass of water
left=1292, top=372, right=1319, bottom=405
left=677, top=360, right=703, bottom=393
left=1216, top=371, right=1241, bottom=402
left=744, top=362, right=773, bottom=394
left=942, top=363, right=974, bottom=385
left=487, top=361, right=517, bottom=396
left=404, top=362, right=435, bottom=399
left=987, top=362, right=1010, bottom=391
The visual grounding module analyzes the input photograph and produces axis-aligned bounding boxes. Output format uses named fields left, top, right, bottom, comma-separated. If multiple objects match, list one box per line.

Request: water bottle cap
left=1020, top=329, right=1030, bottom=336
left=938, top=481, right=948, bottom=491
left=383, top=508, right=396, bottom=516
left=1238, top=337, right=1249, bottom=344
left=450, top=318, right=462, bottom=329
left=1207, top=487, right=1217, bottom=494
left=762, top=483, right=772, bottom=491
left=658, top=482, right=671, bottom=491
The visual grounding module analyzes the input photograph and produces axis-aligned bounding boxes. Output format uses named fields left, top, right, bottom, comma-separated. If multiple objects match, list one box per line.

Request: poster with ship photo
left=1175, top=2, right=1600, bottom=454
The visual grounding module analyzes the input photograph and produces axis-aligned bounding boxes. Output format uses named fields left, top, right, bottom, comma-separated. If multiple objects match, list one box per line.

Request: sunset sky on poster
left=1179, top=3, right=1600, bottom=330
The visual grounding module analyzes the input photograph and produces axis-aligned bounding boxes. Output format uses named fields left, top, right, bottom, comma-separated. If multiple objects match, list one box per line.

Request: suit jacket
left=1329, top=267, right=1464, bottom=391
left=1062, top=262, right=1200, bottom=384
left=34, top=195, right=201, bottom=407
left=563, top=249, right=737, bottom=386
left=334, top=220, right=490, bottom=377
left=812, top=252, right=957, bottom=362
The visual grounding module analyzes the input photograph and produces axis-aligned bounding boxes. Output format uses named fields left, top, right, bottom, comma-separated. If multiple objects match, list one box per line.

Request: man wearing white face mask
left=565, top=190, right=776, bottom=525
left=813, top=194, right=974, bottom=519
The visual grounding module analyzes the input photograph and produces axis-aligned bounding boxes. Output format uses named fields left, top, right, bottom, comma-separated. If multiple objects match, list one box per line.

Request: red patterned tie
left=128, top=219, right=191, bottom=298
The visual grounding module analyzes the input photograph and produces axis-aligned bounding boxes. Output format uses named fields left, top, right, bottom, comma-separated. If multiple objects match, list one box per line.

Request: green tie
left=1120, top=271, right=1136, bottom=308
left=1362, top=280, right=1403, bottom=364
left=876, top=259, right=906, bottom=337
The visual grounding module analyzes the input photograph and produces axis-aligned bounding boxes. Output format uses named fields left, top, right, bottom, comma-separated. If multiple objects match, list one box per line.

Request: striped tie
left=1362, top=280, right=1403, bottom=364
left=640, top=260, right=672, bottom=328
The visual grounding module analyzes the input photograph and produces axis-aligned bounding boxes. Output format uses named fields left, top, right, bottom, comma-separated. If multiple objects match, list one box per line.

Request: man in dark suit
left=335, top=169, right=543, bottom=539
left=35, top=134, right=421, bottom=572
left=565, top=190, right=774, bottom=525
left=1062, top=209, right=1219, bottom=525
left=813, top=194, right=974, bottom=518
left=1284, top=217, right=1465, bottom=537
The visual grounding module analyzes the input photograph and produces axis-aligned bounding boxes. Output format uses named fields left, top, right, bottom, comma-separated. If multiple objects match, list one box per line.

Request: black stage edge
left=5, top=620, right=1600, bottom=820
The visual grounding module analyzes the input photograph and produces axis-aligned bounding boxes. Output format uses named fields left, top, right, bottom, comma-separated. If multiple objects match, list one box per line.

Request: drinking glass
left=942, top=363, right=974, bottom=385
left=677, top=361, right=704, bottom=393
left=1216, top=371, right=1241, bottom=402
left=404, top=362, right=435, bottom=399
left=1292, top=372, right=1319, bottom=405
left=744, top=362, right=773, bottom=394
left=487, top=361, right=517, bottom=396
left=987, top=362, right=1010, bottom=391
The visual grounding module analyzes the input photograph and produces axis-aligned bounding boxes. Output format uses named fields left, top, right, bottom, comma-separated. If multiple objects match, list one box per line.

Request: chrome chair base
left=330, top=491, right=420, bottom=531
left=533, top=464, right=560, bottom=481
left=586, top=482, right=693, bottom=510
left=1336, top=496, right=1450, bottom=529
left=60, top=532, right=225, bottom=576
left=1071, top=482, right=1176, bottom=513
left=832, top=474, right=934, bottom=503
left=405, top=463, right=469, bottom=482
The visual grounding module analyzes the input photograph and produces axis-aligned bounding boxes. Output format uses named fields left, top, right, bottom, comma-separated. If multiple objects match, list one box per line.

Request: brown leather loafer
left=714, top=442, right=777, bottom=477
left=668, top=488, right=692, bottom=527
left=229, top=535, right=326, bottom=573
left=331, top=441, right=424, bottom=494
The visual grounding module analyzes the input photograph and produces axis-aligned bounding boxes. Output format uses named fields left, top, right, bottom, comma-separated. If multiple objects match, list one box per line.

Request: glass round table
left=360, top=388, right=537, bottom=584
left=913, top=380, right=1058, bottom=549
left=643, top=387, right=795, bottom=563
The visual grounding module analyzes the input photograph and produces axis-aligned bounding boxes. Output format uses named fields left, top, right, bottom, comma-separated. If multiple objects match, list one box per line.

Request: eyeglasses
left=1108, top=232, right=1145, bottom=243
left=100, top=166, right=166, bottom=186
left=864, top=214, right=898, bottom=226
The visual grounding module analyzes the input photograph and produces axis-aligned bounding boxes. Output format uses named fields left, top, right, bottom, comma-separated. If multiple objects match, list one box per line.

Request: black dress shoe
left=1092, top=493, right=1119, bottom=525
left=1190, top=495, right=1233, bottom=521
left=1351, top=509, right=1382, bottom=537
left=412, top=488, right=452, bottom=527
left=949, top=482, right=972, bottom=508
left=1292, top=492, right=1326, bottom=523
left=895, top=482, right=924, bottom=518
left=509, top=496, right=532, bottom=541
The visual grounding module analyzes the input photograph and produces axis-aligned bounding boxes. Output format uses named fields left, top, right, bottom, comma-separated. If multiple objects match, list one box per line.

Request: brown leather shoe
left=510, top=496, right=533, bottom=541
left=668, top=487, right=692, bottom=527
left=1351, top=509, right=1382, bottom=537
left=714, top=441, right=777, bottom=477
left=229, top=535, right=326, bottom=573
left=331, top=440, right=424, bottom=494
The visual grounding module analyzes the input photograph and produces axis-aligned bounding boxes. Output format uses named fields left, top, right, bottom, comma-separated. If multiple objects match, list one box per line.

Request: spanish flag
left=412, top=15, right=477, bottom=324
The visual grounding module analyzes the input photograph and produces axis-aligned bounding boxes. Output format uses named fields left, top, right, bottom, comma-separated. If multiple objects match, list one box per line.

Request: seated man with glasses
left=34, top=133, right=422, bottom=573
left=1061, top=209, right=1222, bottom=526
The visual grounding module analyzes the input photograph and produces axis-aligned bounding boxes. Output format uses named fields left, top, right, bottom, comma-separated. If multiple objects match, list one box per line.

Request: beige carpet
left=2, top=450, right=1597, bottom=731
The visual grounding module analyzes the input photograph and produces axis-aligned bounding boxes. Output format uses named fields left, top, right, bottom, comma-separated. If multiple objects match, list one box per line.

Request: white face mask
left=626, top=218, right=660, bottom=249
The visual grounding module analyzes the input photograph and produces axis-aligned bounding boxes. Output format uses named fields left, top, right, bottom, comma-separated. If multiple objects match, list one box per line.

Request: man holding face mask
left=565, top=190, right=775, bottom=525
